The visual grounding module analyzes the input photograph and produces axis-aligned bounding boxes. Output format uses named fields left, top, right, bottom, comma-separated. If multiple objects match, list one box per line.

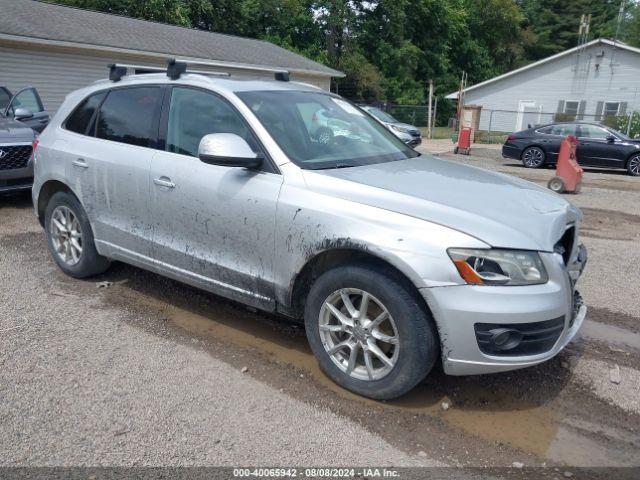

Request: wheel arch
left=36, top=180, right=78, bottom=227
left=283, top=246, right=434, bottom=322
left=625, top=151, right=640, bottom=167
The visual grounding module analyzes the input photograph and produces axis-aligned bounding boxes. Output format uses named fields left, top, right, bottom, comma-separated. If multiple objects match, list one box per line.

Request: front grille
left=0, top=145, right=32, bottom=171
left=475, top=316, right=565, bottom=356
left=408, top=129, right=421, bottom=137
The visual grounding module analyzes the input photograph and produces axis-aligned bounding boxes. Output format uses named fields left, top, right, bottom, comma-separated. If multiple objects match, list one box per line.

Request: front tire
left=44, top=191, right=110, bottom=278
left=522, top=146, right=545, bottom=168
left=627, top=154, right=640, bottom=176
left=304, top=263, right=439, bottom=400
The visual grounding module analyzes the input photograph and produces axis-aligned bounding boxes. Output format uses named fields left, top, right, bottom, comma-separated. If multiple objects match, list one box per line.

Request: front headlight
left=448, top=248, right=548, bottom=286
left=390, top=124, right=409, bottom=134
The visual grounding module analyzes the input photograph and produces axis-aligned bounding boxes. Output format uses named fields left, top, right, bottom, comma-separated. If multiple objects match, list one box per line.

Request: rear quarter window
left=64, top=92, right=106, bottom=135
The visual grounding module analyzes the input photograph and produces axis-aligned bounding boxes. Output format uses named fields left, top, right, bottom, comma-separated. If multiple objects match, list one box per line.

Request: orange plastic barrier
left=547, top=135, right=583, bottom=194
left=454, top=127, right=472, bottom=155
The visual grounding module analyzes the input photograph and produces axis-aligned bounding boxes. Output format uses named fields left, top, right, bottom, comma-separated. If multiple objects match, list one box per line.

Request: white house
left=447, top=38, right=640, bottom=133
left=0, top=0, right=343, bottom=113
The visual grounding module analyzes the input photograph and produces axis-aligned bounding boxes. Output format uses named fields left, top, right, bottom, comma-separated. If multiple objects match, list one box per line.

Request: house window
left=604, top=102, right=620, bottom=117
left=564, top=101, right=579, bottom=116
left=555, top=100, right=585, bottom=121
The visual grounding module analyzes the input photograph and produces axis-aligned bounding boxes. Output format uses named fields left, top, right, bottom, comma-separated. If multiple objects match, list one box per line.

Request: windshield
left=364, top=106, right=398, bottom=123
left=238, top=91, right=419, bottom=170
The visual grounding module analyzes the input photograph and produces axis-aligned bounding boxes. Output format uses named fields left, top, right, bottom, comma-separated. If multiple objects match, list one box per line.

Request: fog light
left=489, top=328, right=523, bottom=351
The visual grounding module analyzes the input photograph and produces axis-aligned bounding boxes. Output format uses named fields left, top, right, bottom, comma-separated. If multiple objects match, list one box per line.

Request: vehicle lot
left=1, top=142, right=639, bottom=469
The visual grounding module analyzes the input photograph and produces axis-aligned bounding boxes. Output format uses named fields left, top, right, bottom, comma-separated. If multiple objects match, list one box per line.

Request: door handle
left=72, top=158, right=88, bottom=169
left=153, top=177, right=176, bottom=189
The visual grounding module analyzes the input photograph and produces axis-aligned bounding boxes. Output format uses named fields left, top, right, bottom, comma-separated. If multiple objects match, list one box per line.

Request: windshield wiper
left=312, top=163, right=357, bottom=170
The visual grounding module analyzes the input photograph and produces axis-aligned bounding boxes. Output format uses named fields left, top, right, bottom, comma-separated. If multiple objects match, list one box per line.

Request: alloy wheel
left=50, top=205, right=83, bottom=265
left=629, top=156, right=640, bottom=176
left=318, top=288, right=399, bottom=381
left=523, top=148, right=544, bottom=168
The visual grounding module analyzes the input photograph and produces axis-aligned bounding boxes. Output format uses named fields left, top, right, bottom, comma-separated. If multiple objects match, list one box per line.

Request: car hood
left=304, top=155, right=582, bottom=251
left=390, top=122, right=418, bottom=131
left=0, top=116, right=34, bottom=142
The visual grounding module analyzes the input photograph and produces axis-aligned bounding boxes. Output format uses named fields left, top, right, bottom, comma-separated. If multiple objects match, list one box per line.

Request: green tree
left=517, top=0, right=621, bottom=60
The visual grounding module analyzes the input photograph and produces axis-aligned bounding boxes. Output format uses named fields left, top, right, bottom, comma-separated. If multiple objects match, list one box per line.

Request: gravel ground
left=2, top=140, right=640, bottom=471
left=0, top=195, right=434, bottom=468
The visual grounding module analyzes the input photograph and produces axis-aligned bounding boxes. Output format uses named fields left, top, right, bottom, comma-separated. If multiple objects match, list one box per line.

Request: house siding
left=461, top=42, right=640, bottom=133
left=0, top=41, right=331, bottom=113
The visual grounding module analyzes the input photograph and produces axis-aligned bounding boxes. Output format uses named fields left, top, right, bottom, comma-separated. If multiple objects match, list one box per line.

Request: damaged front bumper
left=421, top=247, right=587, bottom=376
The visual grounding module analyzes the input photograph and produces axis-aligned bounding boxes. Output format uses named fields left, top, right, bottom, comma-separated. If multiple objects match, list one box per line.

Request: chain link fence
left=369, top=104, right=640, bottom=143
left=385, top=105, right=430, bottom=127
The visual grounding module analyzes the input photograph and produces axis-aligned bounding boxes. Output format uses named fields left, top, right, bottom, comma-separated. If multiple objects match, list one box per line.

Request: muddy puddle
left=100, top=266, right=640, bottom=467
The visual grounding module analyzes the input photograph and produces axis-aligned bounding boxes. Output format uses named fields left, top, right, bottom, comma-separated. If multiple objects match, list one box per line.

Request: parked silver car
left=33, top=65, right=587, bottom=399
left=360, top=105, right=422, bottom=147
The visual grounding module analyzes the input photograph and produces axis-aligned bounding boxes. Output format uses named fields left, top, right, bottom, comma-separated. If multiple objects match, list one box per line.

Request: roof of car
left=1, top=0, right=343, bottom=78
left=533, top=122, right=609, bottom=129
left=89, top=72, right=327, bottom=94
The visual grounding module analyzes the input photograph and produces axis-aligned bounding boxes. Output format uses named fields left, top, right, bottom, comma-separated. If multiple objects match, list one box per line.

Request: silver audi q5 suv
left=33, top=63, right=587, bottom=399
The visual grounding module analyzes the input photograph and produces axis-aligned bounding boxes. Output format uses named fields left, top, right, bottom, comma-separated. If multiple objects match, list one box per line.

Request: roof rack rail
left=107, top=58, right=290, bottom=82
left=108, top=64, right=128, bottom=82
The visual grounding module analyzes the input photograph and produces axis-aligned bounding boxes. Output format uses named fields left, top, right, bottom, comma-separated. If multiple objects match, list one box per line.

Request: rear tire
left=627, top=154, right=640, bottom=176
left=304, top=263, right=439, bottom=400
left=44, top=191, right=110, bottom=278
left=522, top=146, right=545, bottom=168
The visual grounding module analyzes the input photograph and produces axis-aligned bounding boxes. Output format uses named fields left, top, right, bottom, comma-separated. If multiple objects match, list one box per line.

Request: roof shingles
left=0, top=0, right=341, bottom=76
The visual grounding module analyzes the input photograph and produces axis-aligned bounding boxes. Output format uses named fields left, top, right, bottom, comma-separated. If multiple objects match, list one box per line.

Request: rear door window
left=96, top=87, right=162, bottom=148
left=550, top=124, right=576, bottom=136
left=65, top=92, right=106, bottom=135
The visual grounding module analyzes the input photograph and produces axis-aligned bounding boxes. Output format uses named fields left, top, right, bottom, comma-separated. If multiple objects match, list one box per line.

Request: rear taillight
left=32, top=138, right=39, bottom=159
left=507, top=134, right=515, bottom=141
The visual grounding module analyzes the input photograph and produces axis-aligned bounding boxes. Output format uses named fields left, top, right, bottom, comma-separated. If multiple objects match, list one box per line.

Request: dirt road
left=1, top=142, right=639, bottom=472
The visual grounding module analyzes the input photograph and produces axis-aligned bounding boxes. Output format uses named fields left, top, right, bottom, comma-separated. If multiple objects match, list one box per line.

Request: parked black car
left=1, top=86, right=48, bottom=193
left=502, top=122, right=640, bottom=176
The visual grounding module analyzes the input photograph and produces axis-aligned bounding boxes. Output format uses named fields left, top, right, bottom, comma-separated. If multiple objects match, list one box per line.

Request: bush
left=554, top=113, right=576, bottom=122
left=614, top=112, right=640, bottom=138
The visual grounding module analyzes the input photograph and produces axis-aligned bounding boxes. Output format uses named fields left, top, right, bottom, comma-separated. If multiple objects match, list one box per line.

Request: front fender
left=273, top=182, right=489, bottom=311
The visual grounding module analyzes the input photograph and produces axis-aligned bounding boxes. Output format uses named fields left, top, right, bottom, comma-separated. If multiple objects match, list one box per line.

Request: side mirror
left=14, top=107, right=33, bottom=121
left=606, top=134, right=616, bottom=143
left=198, top=133, right=263, bottom=169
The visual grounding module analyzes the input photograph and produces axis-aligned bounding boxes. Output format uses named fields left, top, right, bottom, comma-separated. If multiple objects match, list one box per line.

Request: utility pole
left=433, top=97, right=438, bottom=139
left=610, top=0, right=627, bottom=71
left=427, top=79, right=433, bottom=139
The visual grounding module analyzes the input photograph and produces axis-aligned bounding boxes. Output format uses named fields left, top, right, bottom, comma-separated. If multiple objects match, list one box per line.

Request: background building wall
left=0, top=41, right=331, bottom=113
left=461, top=43, right=640, bottom=132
